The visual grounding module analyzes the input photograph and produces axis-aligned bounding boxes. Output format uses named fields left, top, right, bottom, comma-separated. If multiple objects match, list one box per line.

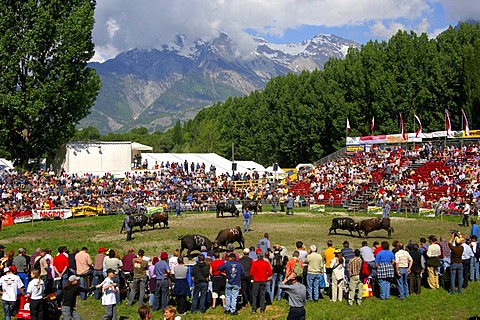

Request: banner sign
left=147, top=207, right=164, bottom=214
left=1, top=212, right=14, bottom=227
left=419, top=208, right=435, bottom=218
left=347, top=130, right=460, bottom=146
left=464, top=129, right=480, bottom=139
left=13, top=210, right=33, bottom=224
left=72, top=206, right=105, bottom=217
left=367, top=206, right=383, bottom=215
left=33, top=209, right=73, bottom=220
left=346, top=145, right=365, bottom=152
left=310, top=204, right=325, bottom=212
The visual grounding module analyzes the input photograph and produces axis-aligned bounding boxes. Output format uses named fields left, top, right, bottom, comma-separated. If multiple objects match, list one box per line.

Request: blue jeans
left=78, top=270, right=92, bottom=300
left=17, top=272, right=29, bottom=293
left=470, top=258, right=479, bottom=281
left=225, top=283, right=240, bottom=313
left=306, top=273, right=321, bottom=300
left=397, top=268, right=409, bottom=299
left=92, top=270, right=104, bottom=300
left=2, top=300, right=17, bottom=320
left=378, top=278, right=391, bottom=300
left=191, top=282, right=207, bottom=313
left=270, top=273, right=284, bottom=301
left=450, top=263, right=463, bottom=294
left=154, top=279, right=170, bottom=311
left=243, top=219, right=251, bottom=232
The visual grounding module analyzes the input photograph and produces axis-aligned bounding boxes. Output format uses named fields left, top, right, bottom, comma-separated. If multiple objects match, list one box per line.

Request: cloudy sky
left=92, top=0, right=479, bottom=62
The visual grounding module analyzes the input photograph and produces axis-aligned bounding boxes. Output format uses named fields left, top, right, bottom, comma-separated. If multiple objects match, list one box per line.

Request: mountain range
left=84, top=33, right=359, bottom=133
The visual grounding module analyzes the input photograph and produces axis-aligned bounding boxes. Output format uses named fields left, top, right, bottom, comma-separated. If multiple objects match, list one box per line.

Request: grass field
left=2, top=207, right=480, bottom=319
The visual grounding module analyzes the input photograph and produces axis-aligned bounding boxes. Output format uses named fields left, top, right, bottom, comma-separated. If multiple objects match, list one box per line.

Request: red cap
left=98, top=247, right=106, bottom=253
left=9, top=265, right=17, bottom=273
left=255, top=248, right=262, bottom=254
left=160, top=251, right=168, bottom=260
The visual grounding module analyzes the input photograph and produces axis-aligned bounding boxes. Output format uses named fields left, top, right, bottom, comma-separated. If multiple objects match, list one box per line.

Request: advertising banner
left=147, top=207, right=164, bottom=214
left=419, top=208, right=435, bottom=218
left=310, top=204, right=325, bottom=212
left=367, top=206, right=383, bottom=215
left=72, top=206, right=105, bottom=217
left=13, top=210, right=33, bottom=224
left=33, top=209, right=73, bottom=220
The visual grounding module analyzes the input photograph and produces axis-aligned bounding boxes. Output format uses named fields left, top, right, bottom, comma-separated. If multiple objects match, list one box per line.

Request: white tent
left=0, top=158, right=14, bottom=171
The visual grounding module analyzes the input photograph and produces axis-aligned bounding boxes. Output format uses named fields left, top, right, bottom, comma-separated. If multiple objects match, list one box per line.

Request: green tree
left=0, top=0, right=101, bottom=168
left=72, top=126, right=100, bottom=141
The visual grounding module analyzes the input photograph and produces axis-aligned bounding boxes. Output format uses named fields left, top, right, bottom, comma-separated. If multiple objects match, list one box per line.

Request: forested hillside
left=83, top=22, right=480, bottom=167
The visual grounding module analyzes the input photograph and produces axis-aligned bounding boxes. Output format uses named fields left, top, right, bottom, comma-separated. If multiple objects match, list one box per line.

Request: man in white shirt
left=462, top=202, right=471, bottom=227
left=0, top=266, right=26, bottom=320
left=426, top=236, right=441, bottom=289
left=461, top=237, right=474, bottom=289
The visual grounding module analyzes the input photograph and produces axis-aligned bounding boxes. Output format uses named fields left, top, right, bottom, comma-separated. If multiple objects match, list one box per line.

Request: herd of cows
left=215, top=200, right=262, bottom=218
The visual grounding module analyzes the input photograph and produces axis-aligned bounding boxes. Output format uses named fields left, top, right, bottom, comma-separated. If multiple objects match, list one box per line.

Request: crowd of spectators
left=1, top=141, right=480, bottom=221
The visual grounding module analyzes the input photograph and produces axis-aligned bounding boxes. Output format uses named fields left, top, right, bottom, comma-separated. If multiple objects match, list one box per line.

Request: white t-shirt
left=102, top=277, right=117, bottom=306
left=27, top=278, right=44, bottom=300
left=0, top=274, right=24, bottom=302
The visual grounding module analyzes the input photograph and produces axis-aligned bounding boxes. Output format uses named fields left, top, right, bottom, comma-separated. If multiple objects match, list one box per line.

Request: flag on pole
left=371, top=116, right=375, bottom=132
left=445, top=109, right=452, bottom=136
left=461, top=109, right=470, bottom=136
left=400, top=114, right=407, bottom=140
left=414, top=114, right=422, bottom=137
left=346, top=118, right=351, bottom=132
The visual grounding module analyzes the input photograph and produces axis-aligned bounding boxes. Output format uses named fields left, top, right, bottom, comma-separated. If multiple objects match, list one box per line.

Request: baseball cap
left=200, top=246, right=207, bottom=251
left=98, top=247, right=106, bottom=253
left=160, top=251, right=168, bottom=260
left=255, top=248, right=262, bottom=254
left=3, top=267, right=10, bottom=273
left=69, top=275, right=80, bottom=282
left=334, top=249, right=341, bottom=254
left=227, top=244, right=235, bottom=251
left=243, top=248, right=250, bottom=254
left=9, top=266, right=17, bottom=273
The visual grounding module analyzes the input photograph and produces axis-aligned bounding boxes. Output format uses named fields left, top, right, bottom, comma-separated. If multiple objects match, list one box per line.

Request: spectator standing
left=426, top=236, right=441, bottom=289
left=375, top=241, right=395, bottom=300
left=461, top=237, right=473, bottom=289
left=279, top=272, right=306, bottom=320
left=148, top=257, right=158, bottom=307
left=0, top=266, right=25, bottom=320
left=153, top=252, right=170, bottom=312
left=239, top=248, right=253, bottom=307
left=341, top=241, right=354, bottom=284
left=250, top=252, right=272, bottom=314
left=29, top=248, right=42, bottom=273
left=209, top=251, right=226, bottom=310
left=190, top=254, right=209, bottom=314
left=286, top=193, right=294, bottom=215
left=462, top=201, right=471, bottom=227
left=12, top=248, right=29, bottom=290
left=448, top=234, right=464, bottom=294
left=471, top=220, right=479, bottom=238
left=347, top=249, right=363, bottom=306
left=26, top=269, right=45, bottom=320
left=323, top=240, right=335, bottom=286
left=218, top=252, right=245, bottom=315
left=92, top=247, right=106, bottom=300
left=68, top=248, right=78, bottom=277
left=103, top=250, right=123, bottom=303
left=257, top=233, right=271, bottom=254
left=359, top=241, right=376, bottom=278
left=172, top=256, right=190, bottom=316
left=75, top=247, right=92, bottom=300
left=56, top=275, right=96, bottom=320
left=270, top=246, right=288, bottom=302
left=304, top=245, right=324, bottom=302
left=99, top=268, right=118, bottom=320
left=395, top=243, right=413, bottom=299
left=123, top=212, right=133, bottom=241
left=408, top=244, right=423, bottom=294
left=382, top=200, right=391, bottom=218
left=128, top=250, right=148, bottom=307
left=470, top=235, right=479, bottom=281
left=330, top=250, right=345, bottom=302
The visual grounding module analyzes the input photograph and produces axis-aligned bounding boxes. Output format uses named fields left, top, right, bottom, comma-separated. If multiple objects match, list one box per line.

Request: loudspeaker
left=232, top=163, right=237, bottom=171
left=273, top=163, right=278, bottom=171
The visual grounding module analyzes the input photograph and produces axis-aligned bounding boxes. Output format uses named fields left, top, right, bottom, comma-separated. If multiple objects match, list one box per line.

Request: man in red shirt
left=53, top=246, right=69, bottom=294
left=250, top=252, right=272, bottom=314
left=373, top=241, right=382, bottom=257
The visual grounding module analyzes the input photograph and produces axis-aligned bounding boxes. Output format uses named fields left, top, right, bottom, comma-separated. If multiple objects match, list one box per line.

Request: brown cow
left=148, top=212, right=169, bottom=229
left=358, top=217, right=393, bottom=238
left=214, top=226, right=245, bottom=249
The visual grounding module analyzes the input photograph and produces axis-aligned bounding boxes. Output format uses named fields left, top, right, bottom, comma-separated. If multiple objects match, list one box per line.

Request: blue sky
left=92, top=0, right=478, bottom=62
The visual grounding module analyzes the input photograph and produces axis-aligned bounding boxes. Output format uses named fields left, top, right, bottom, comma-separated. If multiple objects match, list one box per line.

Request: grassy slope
left=2, top=207, right=479, bottom=319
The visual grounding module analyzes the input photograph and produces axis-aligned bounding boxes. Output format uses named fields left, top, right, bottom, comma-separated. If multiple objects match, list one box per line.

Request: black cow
left=178, top=234, right=212, bottom=259
left=242, top=200, right=262, bottom=215
left=214, top=226, right=245, bottom=249
left=120, top=214, right=148, bottom=233
left=216, top=202, right=240, bottom=218
left=329, top=217, right=360, bottom=237
left=358, top=217, right=394, bottom=238
left=148, top=212, right=169, bottom=229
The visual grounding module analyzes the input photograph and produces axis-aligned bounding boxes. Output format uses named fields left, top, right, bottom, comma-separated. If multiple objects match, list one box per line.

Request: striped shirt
left=348, top=256, right=362, bottom=277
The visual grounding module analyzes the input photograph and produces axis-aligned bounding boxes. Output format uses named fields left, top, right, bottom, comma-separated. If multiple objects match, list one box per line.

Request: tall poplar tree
left=0, top=0, right=101, bottom=168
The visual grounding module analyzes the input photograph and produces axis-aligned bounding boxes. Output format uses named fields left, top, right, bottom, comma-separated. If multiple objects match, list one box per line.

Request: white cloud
left=93, top=0, right=469, bottom=60
left=439, top=0, right=480, bottom=22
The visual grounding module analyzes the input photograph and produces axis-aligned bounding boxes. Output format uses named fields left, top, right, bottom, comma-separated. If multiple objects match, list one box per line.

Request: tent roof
left=132, top=142, right=153, bottom=151
left=0, top=158, right=13, bottom=171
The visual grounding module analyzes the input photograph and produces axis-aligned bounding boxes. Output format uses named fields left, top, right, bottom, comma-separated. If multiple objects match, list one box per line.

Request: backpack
left=293, top=259, right=303, bottom=277
left=272, top=253, right=284, bottom=273
left=34, top=256, right=42, bottom=271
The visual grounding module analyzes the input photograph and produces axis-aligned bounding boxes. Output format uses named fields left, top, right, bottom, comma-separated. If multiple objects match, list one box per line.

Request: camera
left=451, top=230, right=460, bottom=237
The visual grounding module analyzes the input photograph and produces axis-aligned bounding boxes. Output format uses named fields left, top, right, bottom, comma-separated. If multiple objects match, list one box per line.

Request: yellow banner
left=346, top=145, right=365, bottom=152
left=419, top=208, right=435, bottom=218
left=72, top=206, right=105, bottom=217
left=310, top=204, right=325, bottom=212
left=147, top=207, right=164, bottom=214
left=464, top=129, right=480, bottom=138
left=367, top=206, right=383, bottom=215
